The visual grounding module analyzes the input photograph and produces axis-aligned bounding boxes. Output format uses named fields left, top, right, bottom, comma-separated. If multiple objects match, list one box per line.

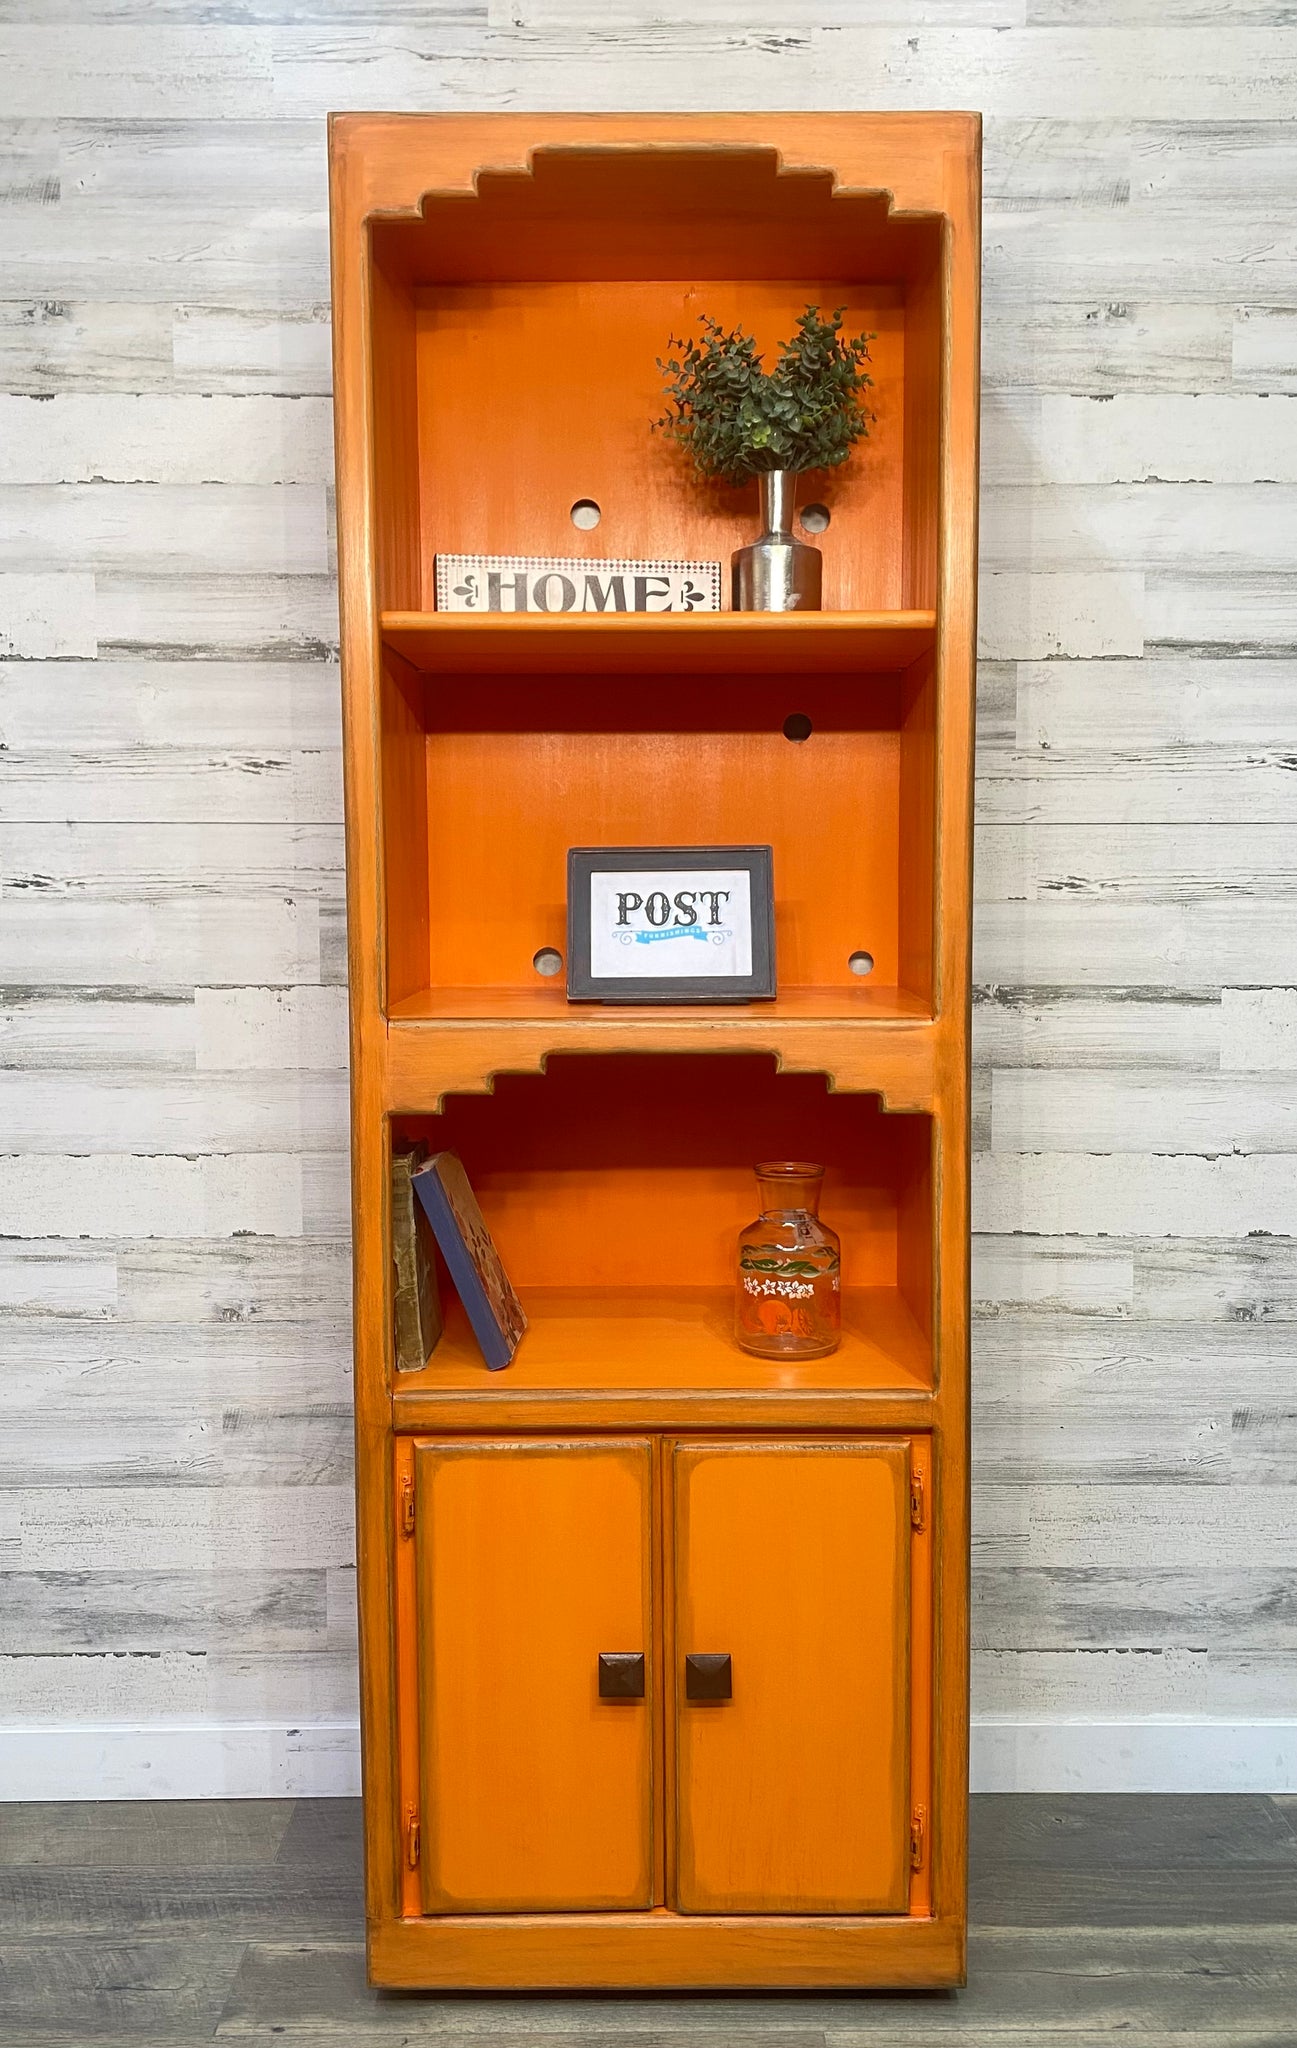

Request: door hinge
left=910, top=1806, right=927, bottom=1872
left=910, top=1468, right=926, bottom=1531
left=400, top=1472, right=416, bottom=1537
left=405, top=1805, right=421, bottom=1869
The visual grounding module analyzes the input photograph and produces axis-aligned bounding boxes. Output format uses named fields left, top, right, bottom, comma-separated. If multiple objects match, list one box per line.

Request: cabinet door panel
left=673, top=1439, right=911, bottom=1915
left=414, top=1438, right=653, bottom=1912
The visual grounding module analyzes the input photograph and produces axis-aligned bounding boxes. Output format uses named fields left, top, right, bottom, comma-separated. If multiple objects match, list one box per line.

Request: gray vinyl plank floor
left=1, top=1796, right=1295, bottom=2046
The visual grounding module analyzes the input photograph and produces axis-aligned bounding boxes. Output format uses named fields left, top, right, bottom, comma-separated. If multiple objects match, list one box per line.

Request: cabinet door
left=414, top=1438, right=654, bottom=1912
left=673, top=1439, right=911, bottom=1915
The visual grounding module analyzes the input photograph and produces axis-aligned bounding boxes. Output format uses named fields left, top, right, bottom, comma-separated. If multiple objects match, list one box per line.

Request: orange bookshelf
left=330, top=110, right=980, bottom=1990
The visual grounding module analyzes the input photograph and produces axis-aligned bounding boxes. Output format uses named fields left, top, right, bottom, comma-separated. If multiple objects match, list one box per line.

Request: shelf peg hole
left=800, top=502, right=831, bottom=535
left=533, top=947, right=564, bottom=977
left=848, top=950, right=875, bottom=977
left=570, top=498, right=601, bottom=531
left=783, top=712, right=813, bottom=742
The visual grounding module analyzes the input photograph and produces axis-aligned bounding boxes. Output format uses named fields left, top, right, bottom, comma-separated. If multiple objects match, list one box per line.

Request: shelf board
left=392, top=1285, right=931, bottom=1402
left=388, top=984, right=934, bottom=1025
left=381, top=609, right=936, bottom=677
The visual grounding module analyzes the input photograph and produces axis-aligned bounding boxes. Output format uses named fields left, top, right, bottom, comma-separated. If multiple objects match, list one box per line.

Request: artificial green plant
left=655, top=305, right=874, bottom=486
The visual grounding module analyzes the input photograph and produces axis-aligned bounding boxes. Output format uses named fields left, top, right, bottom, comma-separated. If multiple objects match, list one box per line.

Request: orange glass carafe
left=735, top=1161, right=841, bottom=1360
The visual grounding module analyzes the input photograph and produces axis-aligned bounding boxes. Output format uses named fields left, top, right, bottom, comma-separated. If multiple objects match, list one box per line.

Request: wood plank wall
left=2, top=4, right=1295, bottom=1791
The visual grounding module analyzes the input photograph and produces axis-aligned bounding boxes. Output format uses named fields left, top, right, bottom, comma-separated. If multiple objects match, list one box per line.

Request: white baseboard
left=0, top=1723, right=362, bottom=1800
left=971, top=1718, right=1297, bottom=1794
left=3, top=1718, right=1296, bottom=1799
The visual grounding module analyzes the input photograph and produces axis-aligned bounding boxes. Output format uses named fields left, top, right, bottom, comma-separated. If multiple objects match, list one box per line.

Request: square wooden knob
left=598, top=1651, right=646, bottom=1699
left=685, top=1652, right=733, bottom=1700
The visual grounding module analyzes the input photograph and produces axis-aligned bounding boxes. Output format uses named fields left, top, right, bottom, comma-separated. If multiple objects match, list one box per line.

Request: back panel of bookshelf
left=380, top=653, right=936, bottom=1010
left=414, top=280, right=907, bottom=613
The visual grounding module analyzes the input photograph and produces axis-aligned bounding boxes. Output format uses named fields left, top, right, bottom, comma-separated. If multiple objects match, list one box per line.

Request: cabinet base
left=369, top=1911, right=965, bottom=1991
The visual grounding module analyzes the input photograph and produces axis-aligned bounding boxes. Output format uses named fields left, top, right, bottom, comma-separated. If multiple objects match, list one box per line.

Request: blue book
left=410, top=1152, right=527, bottom=1371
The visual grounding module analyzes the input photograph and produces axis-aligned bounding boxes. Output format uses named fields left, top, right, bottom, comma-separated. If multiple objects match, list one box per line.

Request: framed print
left=410, top=1152, right=527, bottom=1371
left=566, top=845, right=775, bottom=1004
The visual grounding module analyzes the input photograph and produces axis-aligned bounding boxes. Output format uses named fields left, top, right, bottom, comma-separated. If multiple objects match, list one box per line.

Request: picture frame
left=410, top=1152, right=527, bottom=1371
left=566, top=845, right=776, bottom=1004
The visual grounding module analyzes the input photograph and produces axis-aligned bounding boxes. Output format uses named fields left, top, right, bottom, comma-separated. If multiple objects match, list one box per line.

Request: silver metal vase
left=731, top=470, right=822, bottom=612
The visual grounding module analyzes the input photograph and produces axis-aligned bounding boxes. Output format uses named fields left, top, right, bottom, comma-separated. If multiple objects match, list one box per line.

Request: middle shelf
left=388, top=984, right=933, bottom=1023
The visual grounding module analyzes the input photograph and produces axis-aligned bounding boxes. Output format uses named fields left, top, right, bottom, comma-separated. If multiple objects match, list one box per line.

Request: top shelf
left=381, top=610, right=936, bottom=678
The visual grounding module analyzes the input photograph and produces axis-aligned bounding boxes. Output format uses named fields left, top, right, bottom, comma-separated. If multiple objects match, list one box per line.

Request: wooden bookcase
left=328, top=112, right=980, bottom=1991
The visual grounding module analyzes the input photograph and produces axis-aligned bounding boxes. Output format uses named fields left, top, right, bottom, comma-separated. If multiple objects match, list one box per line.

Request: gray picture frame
left=566, top=845, right=776, bottom=1004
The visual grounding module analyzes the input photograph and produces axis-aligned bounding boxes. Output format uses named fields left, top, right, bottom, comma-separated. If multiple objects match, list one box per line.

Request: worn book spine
left=390, top=1144, right=443, bottom=1371
left=410, top=1152, right=528, bottom=1371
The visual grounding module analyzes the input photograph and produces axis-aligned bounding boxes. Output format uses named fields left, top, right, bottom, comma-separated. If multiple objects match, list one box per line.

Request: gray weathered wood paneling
left=1, top=0, right=1293, bottom=1784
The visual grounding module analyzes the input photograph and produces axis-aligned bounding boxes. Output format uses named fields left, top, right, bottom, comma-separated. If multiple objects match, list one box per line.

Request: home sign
left=435, top=554, right=722, bottom=614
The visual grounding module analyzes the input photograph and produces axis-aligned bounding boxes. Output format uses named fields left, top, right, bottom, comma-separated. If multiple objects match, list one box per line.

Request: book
left=410, top=1152, right=528, bottom=1371
left=390, top=1142, right=443, bottom=1372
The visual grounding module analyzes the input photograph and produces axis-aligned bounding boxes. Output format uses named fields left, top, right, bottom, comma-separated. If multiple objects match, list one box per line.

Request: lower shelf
left=392, top=1285, right=931, bottom=1401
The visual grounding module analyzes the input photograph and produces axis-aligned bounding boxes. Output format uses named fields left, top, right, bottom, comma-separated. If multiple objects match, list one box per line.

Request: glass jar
left=735, top=1161, right=841, bottom=1360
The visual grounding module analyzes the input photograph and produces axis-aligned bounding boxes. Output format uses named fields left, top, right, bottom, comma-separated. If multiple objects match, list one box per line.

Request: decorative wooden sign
left=435, top=554, right=722, bottom=614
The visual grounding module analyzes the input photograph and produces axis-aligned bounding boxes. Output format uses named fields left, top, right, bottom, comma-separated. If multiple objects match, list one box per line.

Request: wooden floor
left=1, top=1796, right=1295, bottom=2044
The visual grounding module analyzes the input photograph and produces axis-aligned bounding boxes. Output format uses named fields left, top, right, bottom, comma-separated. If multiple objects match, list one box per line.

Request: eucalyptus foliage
left=655, top=305, right=874, bottom=486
